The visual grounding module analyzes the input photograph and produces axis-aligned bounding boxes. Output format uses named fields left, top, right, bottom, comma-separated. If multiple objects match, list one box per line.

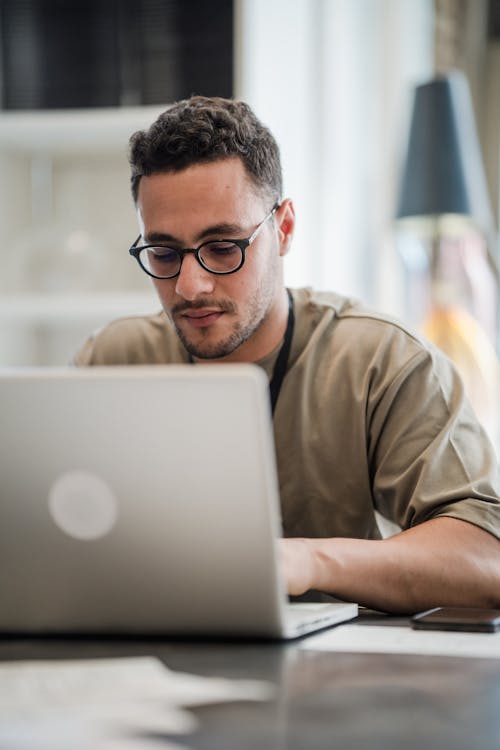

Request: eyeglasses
left=129, top=204, right=279, bottom=280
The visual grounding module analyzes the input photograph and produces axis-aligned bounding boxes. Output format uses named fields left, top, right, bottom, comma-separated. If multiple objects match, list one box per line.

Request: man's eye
left=149, top=247, right=178, bottom=262
left=204, top=242, right=239, bottom=256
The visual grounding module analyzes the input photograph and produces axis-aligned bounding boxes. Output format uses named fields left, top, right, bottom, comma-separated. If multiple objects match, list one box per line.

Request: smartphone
left=411, top=607, right=500, bottom=633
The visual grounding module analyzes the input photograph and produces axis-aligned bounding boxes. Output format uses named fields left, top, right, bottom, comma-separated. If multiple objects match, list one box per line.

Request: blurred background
left=0, top=0, right=499, bottom=442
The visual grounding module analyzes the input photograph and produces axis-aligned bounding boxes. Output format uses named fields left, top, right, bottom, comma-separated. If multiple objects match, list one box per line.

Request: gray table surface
left=1, top=615, right=499, bottom=750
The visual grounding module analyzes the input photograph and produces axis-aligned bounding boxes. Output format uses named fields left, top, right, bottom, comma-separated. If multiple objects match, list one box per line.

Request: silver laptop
left=0, top=365, right=357, bottom=639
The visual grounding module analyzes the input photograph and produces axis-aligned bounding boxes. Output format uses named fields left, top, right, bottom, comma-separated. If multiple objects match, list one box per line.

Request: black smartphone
left=411, top=607, right=500, bottom=633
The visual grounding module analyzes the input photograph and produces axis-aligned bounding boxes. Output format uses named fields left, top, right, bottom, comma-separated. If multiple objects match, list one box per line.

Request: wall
left=0, top=0, right=468, bottom=367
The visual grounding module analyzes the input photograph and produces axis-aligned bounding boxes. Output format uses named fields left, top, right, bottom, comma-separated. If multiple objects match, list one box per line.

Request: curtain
left=235, top=0, right=434, bottom=314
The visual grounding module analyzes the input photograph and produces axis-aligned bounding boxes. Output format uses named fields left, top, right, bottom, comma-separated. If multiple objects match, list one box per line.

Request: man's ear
left=276, top=199, right=295, bottom=257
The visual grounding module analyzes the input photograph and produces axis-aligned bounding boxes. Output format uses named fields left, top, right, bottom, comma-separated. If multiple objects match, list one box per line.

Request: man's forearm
left=281, top=517, right=500, bottom=613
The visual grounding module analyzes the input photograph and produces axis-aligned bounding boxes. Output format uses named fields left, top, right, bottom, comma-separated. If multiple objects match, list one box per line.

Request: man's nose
left=174, top=253, right=216, bottom=300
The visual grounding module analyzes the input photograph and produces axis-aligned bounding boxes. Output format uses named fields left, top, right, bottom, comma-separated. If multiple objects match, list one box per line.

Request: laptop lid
left=0, top=365, right=356, bottom=638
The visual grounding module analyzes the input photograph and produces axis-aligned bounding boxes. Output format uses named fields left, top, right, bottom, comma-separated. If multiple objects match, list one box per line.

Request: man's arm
left=280, top=517, right=500, bottom=613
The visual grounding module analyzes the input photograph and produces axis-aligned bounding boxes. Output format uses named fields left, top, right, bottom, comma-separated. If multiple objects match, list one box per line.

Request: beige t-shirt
left=74, top=287, right=500, bottom=541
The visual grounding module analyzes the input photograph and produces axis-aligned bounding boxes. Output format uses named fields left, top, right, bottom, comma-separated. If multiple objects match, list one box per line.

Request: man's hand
left=279, top=538, right=318, bottom=597
left=279, top=518, right=500, bottom=613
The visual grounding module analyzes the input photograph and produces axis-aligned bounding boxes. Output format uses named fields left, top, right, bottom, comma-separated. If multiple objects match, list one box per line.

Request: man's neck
left=192, top=287, right=290, bottom=365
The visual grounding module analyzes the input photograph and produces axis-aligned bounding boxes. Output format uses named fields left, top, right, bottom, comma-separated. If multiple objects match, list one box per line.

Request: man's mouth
left=180, top=308, right=225, bottom=328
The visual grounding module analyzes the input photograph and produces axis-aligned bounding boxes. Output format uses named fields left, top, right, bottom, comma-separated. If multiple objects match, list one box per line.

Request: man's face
left=136, top=158, right=289, bottom=361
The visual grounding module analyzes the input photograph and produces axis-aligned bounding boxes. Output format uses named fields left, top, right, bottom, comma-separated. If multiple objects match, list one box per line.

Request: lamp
left=397, top=71, right=495, bottom=237
left=396, top=71, right=500, bottom=447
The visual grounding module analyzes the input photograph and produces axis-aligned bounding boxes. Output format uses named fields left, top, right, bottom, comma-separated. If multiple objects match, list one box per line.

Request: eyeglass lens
left=140, top=241, right=243, bottom=278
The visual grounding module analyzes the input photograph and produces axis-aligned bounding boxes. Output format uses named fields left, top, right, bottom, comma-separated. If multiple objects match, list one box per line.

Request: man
left=75, top=96, right=500, bottom=613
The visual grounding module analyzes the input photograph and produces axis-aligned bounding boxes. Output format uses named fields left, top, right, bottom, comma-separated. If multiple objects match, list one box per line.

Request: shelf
left=0, top=292, right=160, bottom=326
left=0, top=106, right=166, bottom=155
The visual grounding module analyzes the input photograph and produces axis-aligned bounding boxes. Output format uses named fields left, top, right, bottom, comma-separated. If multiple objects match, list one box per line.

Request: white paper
left=300, top=623, right=500, bottom=658
left=0, top=656, right=274, bottom=750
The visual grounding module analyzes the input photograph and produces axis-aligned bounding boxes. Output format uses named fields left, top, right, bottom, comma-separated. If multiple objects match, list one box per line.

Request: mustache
left=172, top=298, right=237, bottom=316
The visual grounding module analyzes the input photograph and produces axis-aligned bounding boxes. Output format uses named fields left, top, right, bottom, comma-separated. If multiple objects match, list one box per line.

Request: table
left=1, top=615, right=499, bottom=750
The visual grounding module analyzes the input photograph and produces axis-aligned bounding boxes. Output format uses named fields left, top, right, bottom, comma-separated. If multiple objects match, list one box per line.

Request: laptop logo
left=48, top=470, right=118, bottom=541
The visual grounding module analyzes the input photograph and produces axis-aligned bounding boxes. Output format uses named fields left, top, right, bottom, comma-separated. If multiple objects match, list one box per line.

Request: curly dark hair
left=128, top=95, right=282, bottom=204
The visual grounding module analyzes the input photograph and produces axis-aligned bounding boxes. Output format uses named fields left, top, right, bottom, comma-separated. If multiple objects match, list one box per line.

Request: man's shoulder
left=73, top=309, right=186, bottom=365
left=289, top=286, right=453, bottom=393
left=292, top=287, right=428, bottom=353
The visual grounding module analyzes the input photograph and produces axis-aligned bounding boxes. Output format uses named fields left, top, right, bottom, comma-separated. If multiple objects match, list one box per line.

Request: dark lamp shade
left=396, top=71, right=493, bottom=235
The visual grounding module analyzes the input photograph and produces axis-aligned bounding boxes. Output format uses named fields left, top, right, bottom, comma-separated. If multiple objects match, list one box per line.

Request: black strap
left=269, top=289, right=294, bottom=415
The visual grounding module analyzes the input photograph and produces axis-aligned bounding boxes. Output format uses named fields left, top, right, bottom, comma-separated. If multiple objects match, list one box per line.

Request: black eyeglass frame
left=129, top=203, right=280, bottom=280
